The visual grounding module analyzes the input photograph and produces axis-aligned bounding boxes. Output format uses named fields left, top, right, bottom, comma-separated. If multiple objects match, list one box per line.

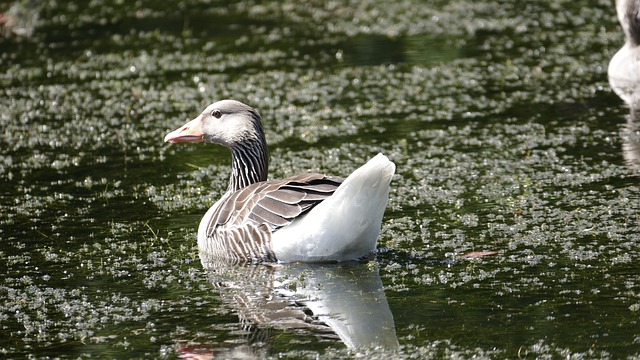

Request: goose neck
left=228, top=139, right=269, bottom=192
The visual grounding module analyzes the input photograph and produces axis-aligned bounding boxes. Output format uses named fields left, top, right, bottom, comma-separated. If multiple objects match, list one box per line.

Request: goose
left=164, top=100, right=395, bottom=263
left=609, top=0, right=640, bottom=107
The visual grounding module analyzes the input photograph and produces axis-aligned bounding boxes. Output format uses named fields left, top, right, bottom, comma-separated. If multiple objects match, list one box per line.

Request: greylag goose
left=609, top=0, right=640, bottom=107
left=164, top=100, right=395, bottom=262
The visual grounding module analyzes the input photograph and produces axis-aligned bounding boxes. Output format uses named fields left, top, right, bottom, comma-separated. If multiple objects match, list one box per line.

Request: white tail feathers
left=272, top=153, right=395, bottom=262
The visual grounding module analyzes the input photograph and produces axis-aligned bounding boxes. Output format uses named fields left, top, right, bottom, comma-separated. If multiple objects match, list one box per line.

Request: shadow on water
left=184, top=257, right=399, bottom=357
left=338, top=34, right=462, bottom=67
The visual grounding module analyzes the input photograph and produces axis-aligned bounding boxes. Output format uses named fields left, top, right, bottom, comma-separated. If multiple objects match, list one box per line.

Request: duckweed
left=1, top=0, right=639, bottom=358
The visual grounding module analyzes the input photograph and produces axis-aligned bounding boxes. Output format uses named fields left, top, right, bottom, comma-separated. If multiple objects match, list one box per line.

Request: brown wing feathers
left=211, top=174, right=343, bottom=234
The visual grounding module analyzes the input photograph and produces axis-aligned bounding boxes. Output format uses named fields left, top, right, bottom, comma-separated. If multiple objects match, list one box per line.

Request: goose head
left=164, top=99, right=265, bottom=149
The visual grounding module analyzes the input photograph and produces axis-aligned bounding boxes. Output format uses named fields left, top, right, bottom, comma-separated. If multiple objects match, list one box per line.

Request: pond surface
left=1, top=0, right=639, bottom=358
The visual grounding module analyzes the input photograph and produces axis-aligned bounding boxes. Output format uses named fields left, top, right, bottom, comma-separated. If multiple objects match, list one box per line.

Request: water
left=1, top=0, right=639, bottom=358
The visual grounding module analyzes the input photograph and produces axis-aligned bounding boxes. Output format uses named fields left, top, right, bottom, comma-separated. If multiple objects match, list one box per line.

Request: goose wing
left=205, top=173, right=344, bottom=237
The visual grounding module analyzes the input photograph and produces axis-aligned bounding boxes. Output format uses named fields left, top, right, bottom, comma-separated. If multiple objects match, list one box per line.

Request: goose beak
left=164, top=116, right=204, bottom=143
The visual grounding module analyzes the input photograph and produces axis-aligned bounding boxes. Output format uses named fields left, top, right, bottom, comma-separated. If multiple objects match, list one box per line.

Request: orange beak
left=164, top=117, right=204, bottom=143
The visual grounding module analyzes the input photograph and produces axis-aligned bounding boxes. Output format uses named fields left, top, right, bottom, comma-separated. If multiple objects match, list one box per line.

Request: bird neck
left=624, top=0, right=640, bottom=47
left=228, top=137, right=269, bottom=192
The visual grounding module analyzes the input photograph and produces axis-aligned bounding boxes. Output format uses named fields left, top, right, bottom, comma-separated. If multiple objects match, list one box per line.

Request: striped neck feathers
left=228, top=132, right=269, bottom=192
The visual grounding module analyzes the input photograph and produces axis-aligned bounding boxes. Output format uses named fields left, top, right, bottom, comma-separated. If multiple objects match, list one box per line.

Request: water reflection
left=622, top=111, right=640, bottom=171
left=608, top=0, right=640, bottom=173
left=180, top=256, right=398, bottom=357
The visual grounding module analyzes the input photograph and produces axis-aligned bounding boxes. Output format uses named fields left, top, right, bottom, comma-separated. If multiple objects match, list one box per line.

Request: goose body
left=164, top=100, right=395, bottom=263
left=609, top=0, right=640, bottom=107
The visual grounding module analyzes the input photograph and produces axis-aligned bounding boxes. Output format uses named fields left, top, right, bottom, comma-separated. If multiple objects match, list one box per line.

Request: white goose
left=164, top=100, right=395, bottom=262
left=609, top=0, right=640, bottom=107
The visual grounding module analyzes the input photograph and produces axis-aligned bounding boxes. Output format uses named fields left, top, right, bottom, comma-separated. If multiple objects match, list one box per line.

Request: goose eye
left=211, top=109, right=222, bottom=118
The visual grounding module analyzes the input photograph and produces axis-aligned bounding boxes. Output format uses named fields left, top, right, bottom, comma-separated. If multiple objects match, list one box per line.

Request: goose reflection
left=179, top=256, right=398, bottom=358
left=622, top=111, right=640, bottom=171
left=609, top=0, right=640, bottom=173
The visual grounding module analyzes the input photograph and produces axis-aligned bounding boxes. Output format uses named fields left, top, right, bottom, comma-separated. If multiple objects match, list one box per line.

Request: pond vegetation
left=1, top=0, right=639, bottom=358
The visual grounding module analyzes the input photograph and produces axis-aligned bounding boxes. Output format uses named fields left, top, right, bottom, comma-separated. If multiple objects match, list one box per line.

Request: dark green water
left=1, top=0, right=639, bottom=358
